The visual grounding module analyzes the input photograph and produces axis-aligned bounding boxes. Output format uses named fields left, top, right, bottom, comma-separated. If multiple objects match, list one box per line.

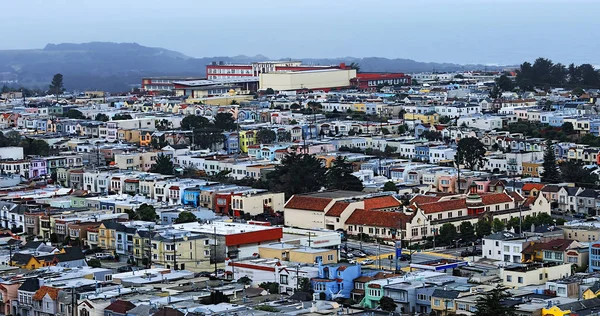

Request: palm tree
left=349, top=62, right=361, bottom=73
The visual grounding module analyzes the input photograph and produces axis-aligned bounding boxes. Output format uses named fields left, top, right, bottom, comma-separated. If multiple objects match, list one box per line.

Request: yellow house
left=404, top=112, right=440, bottom=125
left=140, top=131, right=152, bottom=147
left=10, top=248, right=66, bottom=270
left=118, top=128, right=141, bottom=144
left=541, top=306, right=571, bottom=316
left=133, top=230, right=153, bottom=266
left=582, top=282, right=600, bottom=299
left=352, top=103, right=366, bottom=113
left=98, top=222, right=119, bottom=253
left=239, top=130, right=257, bottom=153
left=150, top=232, right=210, bottom=271
left=522, top=161, right=542, bottom=177
left=258, top=244, right=338, bottom=264
left=430, top=291, right=458, bottom=316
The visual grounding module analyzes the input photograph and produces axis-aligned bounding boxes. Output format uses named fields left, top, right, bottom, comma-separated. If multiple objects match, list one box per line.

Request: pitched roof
left=285, top=196, right=332, bottom=212
left=105, top=300, right=136, bottom=314
left=541, top=185, right=561, bottom=193
left=522, top=239, right=575, bottom=254
left=33, top=286, right=61, bottom=301
left=325, top=201, right=349, bottom=217
left=432, top=289, right=461, bottom=299
left=19, top=278, right=40, bottom=292
left=410, top=195, right=442, bottom=205
left=522, top=183, right=545, bottom=192
left=346, top=209, right=409, bottom=229
left=480, top=193, right=513, bottom=205
left=364, top=196, right=402, bottom=210
left=417, top=199, right=467, bottom=214
left=153, top=307, right=185, bottom=316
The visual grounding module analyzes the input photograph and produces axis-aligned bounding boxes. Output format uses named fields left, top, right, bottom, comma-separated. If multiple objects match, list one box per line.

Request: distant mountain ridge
left=0, top=42, right=505, bottom=92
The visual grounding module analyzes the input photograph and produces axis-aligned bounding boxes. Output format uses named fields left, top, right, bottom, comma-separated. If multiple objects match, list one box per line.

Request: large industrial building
left=259, top=68, right=358, bottom=92
left=206, top=61, right=343, bottom=80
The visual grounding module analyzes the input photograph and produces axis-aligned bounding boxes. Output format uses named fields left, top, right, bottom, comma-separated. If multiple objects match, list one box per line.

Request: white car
left=360, top=259, right=375, bottom=265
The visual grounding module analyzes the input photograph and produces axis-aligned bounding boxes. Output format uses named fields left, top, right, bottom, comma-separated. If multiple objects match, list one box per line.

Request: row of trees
left=435, top=213, right=557, bottom=246
left=541, top=139, right=598, bottom=187
left=0, top=130, right=51, bottom=156
left=515, top=58, right=600, bottom=90
left=181, top=113, right=237, bottom=150
left=265, top=153, right=363, bottom=199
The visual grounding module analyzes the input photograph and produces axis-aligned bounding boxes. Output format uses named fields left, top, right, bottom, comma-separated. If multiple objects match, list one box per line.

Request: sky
left=2, top=0, right=600, bottom=65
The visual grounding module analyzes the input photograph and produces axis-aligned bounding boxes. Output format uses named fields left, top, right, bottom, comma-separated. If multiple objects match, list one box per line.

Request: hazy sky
left=3, top=0, right=600, bottom=65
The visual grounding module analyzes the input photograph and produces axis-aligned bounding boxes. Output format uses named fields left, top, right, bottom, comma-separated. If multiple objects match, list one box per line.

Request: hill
left=0, top=42, right=504, bottom=92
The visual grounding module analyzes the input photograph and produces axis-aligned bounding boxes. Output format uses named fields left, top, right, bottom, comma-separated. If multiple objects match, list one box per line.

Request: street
left=343, top=241, right=476, bottom=271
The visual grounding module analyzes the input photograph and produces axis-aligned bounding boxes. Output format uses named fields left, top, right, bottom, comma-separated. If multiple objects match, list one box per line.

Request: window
left=105, top=274, right=113, bottom=281
left=280, top=275, right=289, bottom=285
left=417, top=294, right=428, bottom=301
left=518, top=277, right=523, bottom=284
left=506, top=275, right=512, bottom=282
left=433, top=299, right=441, bottom=306
left=327, top=254, right=334, bottom=261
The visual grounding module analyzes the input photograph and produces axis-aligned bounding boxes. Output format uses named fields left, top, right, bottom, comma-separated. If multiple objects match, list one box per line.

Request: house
left=500, top=263, right=572, bottom=287
left=78, top=299, right=111, bottom=316
left=430, top=289, right=461, bottom=316
left=103, top=300, right=136, bottom=316
left=482, top=231, right=528, bottom=263
left=13, top=278, right=40, bottom=316
left=311, top=263, right=361, bottom=300
left=32, top=286, right=61, bottom=316
left=521, top=239, right=583, bottom=264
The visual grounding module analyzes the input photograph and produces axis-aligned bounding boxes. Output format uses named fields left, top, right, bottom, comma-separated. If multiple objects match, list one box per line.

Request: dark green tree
left=476, top=220, right=492, bottom=238
left=181, top=115, right=211, bottom=130
left=150, top=154, right=174, bottom=175
left=175, top=211, right=197, bottom=223
left=561, top=122, right=574, bottom=134
left=201, top=290, right=230, bottom=304
left=20, top=138, right=50, bottom=156
left=193, top=128, right=225, bottom=150
left=492, top=218, right=506, bottom=233
left=326, top=156, right=363, bottom=192
left=473, top=285, right=517, bottom=316
left=112, top=113, right=133, bottom=121
left=349, top=62, right=361, bottom=72
left=438, top=223, right=458, bottom=246
left=214, top=113, right=237, bottom=131
left=48, top=73, right=65, bottom=95
left=559, top=161, right=597, bottom=188
left=460, top=221, right=476, bottom=242
left=507, top=217, right=522, bottom=234
left=87, top=258, right=101, bottom=268
left=136, top=203, right=157, bottom=222
left=95, top=113, right=109, bottom=122
left=421, top=131, right=442, bottom=141
left=65, top=109, right=86, bottom=119
left=237, top=276, right=252, bottom=285
left=495, top=74, right=514, bottom=92
left=384, top=145, right=397, bottom=157
left=378, top=296, right=397, bottom=312
left=382, top=181, right=398, bottom=193
left=457, top=137, right=487, bottom=170
left=267, top=152, right=327, bottom=199
left=541, top=140, right=560, bottom=183
left=277, top=130, right=292, bottom=142
left=439, top=116, right=452, bottom=124
left=256, top=129, right=277, bottom=144
left=264, top=88, right=275, bottom=95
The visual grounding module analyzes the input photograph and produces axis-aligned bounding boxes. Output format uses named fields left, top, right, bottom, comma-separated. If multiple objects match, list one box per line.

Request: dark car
left=399, top=254, right=411, bottom=261
left=195, top=271, right=212, bottom=277
left=117, top=265, right=133, bottom=273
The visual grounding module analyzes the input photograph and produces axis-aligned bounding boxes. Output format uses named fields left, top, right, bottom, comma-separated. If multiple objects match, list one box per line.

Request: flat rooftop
left=171, top=221, right=279, bottom=235
left=298, top=190, right=366, bottom=199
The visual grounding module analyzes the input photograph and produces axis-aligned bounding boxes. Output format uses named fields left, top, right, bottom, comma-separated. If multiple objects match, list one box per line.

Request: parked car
left=117, top=265, right=133, bottom=273
left=460, top=248, right=482, bottom=257
left=360, top=259, right=375, bottom=265
left=351, top=250, right=367, bottom=258
left=348, top=259, right=357, bottom=264
left=95, top=253, right=114, bottom=260
left=399, top=254, right=411, bottom=261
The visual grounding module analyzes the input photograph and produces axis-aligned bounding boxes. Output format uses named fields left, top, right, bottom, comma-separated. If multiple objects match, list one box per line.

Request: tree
left=214, top=113, right=237, bottom=131
left=181, top=115, right=211, bottom=130
left=175, top=211, right=197, bottom=223
left=384, top=145, right=397, bottom=157
left=561, top=122, right=574, bottom=134
left=421, top=131, right=442, bottom=141
left=473, top=285, right=517, bottom=316
left=382, top=181, right=398, bottom=193
left=65, top=109, right=86, bottom=119
left=507, top=217, right=522, bottom=234
left=193, top=128, right=225, bottom=150
left=258, top=282, right=279, bottom=294
left=378, top=296, right=397, bottom=312
left=495, top=74, right=514, bottom=92
left=476, top=220, right=492, bottom=238
left=237, top=276, right=252, bottom=285
left=439, top=116, right=452, bottom=124
left=136, top=204, right=157, bottom=222
left=572, top=87, right=585, bottom=96
left=20, top=138, right=51, bottom=156
left=150, top=154, right=174, bottom=175
left=112, top=113, right=133, bottom=121
left=349, top=62, right=361, bottom=72
left=277, top=131, right=292, bottom=142
left=457, top=137, right=487, bottom=170
left=87, top=258, right=101, bottom=268
left=48, top=73, right=65, bottom=95
left=438, top=223, right=458, bottom=246
left=326, top=156, right=364, bottom=192
left=541, top=140, right=560, bottom=183
left=95, top=113, right=109, bottom=122
left=559, top=161, right=597, bottom=188
left=452, top=222, right=472, bottom=245
left=267, top=152, right=327, bottom=199
left=381, top=127, right=390, bottom=135
left=264, top=88, right=275, bottom=95
left=492, top=218, right=506, bottom=233
left=256, top=129, right=277, bottom=144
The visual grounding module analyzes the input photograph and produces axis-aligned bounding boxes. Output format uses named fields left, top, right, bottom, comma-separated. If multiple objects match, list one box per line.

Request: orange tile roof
left=508, top=191, right=525, bottom=202
left=410, top=195, right=442, bottom=205
left=522, top=183, right=545, bottom=192
left=325, top=201, right=349, bottom=217
left=480, top=193, right=513, bottom=205
left=346, top=209, right=409, bottom=228
left=33, top=286, right=60, bottom=301
left=285, top=196, right=332, bottom=212
left=363, top=196, right=402, bottom=210
left=417, top=199, right=467, bottom=214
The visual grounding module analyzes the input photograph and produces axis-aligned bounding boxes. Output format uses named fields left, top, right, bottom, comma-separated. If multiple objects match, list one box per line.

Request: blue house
left=547, top=114, right=565, bottom=127
left=302, top=125, right=319, bottom=139
left=414, top=145, right=430, bottom=162
left=182, top=187, right=202, bottom=207
left=590, top=120, right=600, bottom=136
left=312, top=263, right=361, bottom=300
left=223, top=132, right=239, bottom=154
left=413, top=124, right=429, bottom=138
left=590, top=242, right=600, bottom=272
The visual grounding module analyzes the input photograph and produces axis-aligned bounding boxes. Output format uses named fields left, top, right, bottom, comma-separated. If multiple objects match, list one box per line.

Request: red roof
left=325, top=201, right=349, bottom=217
left=523, top=196, right=537, bottom=207
left=364, top=196, right=402, bottom=210
left=410, top=195, right=442, bottom=205
left=509, top=191, right=525, bottom=202
left=417, top=199, right=467, bottom=214
left=522, top=183, right=545, bottom=192
left=105, top=300, right=136, bottom=314
left=285, top=196, right=332, bottom=212
left=229, top=262, right=276, bottom=272
left=346, top=209, right=409, bottom=229
left=33, top=286, right=61, bottom=301
left=480, top=193, right=513, bottom=205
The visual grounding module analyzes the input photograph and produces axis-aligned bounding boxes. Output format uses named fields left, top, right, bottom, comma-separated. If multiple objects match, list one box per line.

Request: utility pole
left=172, top=234, right=177, bottom=270
left=296, top=265, right=300, bottom=291
left=70, top=287, right=76, bottom=316
left=213, top=226, right=218, bottom=275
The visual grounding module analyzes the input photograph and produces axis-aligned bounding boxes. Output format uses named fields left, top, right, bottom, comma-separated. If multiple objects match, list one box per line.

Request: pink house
left=437, top=175, right=457, bottom=193
left=0, top=282, right=20, bottom=315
